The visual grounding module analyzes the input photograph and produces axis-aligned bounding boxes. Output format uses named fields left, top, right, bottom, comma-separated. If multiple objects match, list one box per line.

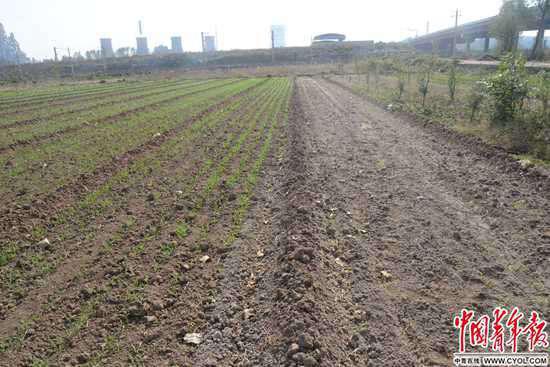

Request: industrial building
left=171, top=36, right=183, bottom=53
left=201, top=33, right=216, bottom=53
left=312, top=33, right=346, bottom=44
left=100, top=38, right=114, bottom=58
left=271, top=25, right=286, bottom=48
left=136, top=37, right=149, bottom=56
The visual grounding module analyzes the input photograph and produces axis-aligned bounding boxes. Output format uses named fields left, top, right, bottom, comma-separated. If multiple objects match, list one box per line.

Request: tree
left=85, top=50, right=100, bottom=60
left=529, top=0, right=550, bottom=60
left=491, top=0, right=530, bottom=54
left=0, top=23, right=7, bottom=62
left=0, top=22, right=29, bottom=64
left=115, top=47, right=131, bottom=58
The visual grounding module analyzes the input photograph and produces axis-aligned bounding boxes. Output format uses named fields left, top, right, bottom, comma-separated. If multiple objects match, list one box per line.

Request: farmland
left=0, top=70, right=549, bottom=367
left=0, top=75, right=293, bottom=365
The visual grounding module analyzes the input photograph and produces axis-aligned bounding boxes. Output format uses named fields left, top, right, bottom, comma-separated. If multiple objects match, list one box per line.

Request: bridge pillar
left=484, top=36, right=490, bottom=53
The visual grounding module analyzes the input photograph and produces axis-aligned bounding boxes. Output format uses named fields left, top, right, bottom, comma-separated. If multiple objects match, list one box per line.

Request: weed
left=130, top=242, right=145, bottom=257
left=0, top=242, right=18, bottom=266
left=160, top=242, right=177, bottom=258
left=176, top=223, right=189, bottom=240
left=0, top=318, right=35, bottom=352
left=31, top=226, right=47, bottom=240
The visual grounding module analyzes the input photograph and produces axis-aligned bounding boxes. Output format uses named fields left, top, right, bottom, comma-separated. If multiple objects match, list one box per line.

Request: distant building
left=171, top=36, right=183, bottom=53
left=271, top=25, right=286, bottom=48
left=154, top=45, right=170, bottom=55
left=100, top=38, right=114, bottom=58
left=201, top=33, right=216, bottom=52
left=312, top=33, right=346, bottom=44
left=136, top=37, right=149, bottom=55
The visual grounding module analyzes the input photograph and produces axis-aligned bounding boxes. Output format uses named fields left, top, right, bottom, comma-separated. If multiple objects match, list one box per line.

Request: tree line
left=492, top=0, right=549, bottom=60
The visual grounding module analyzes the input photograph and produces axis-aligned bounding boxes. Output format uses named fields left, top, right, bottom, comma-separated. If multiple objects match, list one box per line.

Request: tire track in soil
left=0, top=79, right=268, bottom=245
left=0, top=79, right=237, bottom=153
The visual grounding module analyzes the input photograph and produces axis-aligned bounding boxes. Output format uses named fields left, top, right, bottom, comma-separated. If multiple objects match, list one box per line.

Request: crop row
left=78, top=78, right=291, bottom=365
left=0, top=79, right=289, bottom=355
left=0, top=79, right=263, bottom=202
left=0, top=79, right=224, bottom=128
left=0, top=79, right=237, bottom=149
left=0, top=78, right=205, bottom=119
left=62, top=78, right=290, bottom=363
left=0, top=79, right=279, bottom=317
left=0, top=78, right=268, bottom=253
left=226, top=79, right=292, bottom=242
left=0, top=77, right=181, bottom=107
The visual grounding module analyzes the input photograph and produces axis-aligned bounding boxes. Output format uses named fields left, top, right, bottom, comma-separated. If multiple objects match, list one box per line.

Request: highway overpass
left=408, top=13, right=550, bottom=54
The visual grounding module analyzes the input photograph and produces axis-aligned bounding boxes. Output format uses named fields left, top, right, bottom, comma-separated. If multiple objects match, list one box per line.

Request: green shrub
left=418, top=62, right=433, bottom=108
left=484, top=53, right=529, bottom=126
left=532, top=71, right=550, bottom=120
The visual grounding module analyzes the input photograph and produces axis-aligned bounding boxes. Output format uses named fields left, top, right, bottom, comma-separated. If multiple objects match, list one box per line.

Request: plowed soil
left=1, top=76, right=549, bottom=367
left=191, top=77, right=549, bottom=366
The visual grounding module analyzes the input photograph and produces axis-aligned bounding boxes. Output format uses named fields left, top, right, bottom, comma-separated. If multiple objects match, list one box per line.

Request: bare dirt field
left=1, top=76, right=549, bottom=366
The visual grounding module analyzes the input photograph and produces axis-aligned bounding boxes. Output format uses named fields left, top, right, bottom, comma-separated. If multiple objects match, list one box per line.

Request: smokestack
left=139, top=20, right=143, bottom=36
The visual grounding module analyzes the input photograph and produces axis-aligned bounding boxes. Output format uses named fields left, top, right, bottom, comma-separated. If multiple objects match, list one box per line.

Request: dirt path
left=192, top=77, right=549, bottom=366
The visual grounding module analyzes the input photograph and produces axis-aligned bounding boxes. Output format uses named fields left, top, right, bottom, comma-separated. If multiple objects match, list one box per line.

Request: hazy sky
left=3, top=0, right=503, bottom=60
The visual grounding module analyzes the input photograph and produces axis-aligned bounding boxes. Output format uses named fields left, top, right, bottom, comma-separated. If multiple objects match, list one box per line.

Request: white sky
left=3, top=0, right=503, bottom=60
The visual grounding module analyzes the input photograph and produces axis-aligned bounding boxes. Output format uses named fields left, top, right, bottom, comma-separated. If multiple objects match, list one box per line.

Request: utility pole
left=53, top=47, right=58, bottom=62
left=452, top=8, right=460, bottom=58
left=426, top=21, right=430, bottom=35
left=271, top=30, right=275, bottom=64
